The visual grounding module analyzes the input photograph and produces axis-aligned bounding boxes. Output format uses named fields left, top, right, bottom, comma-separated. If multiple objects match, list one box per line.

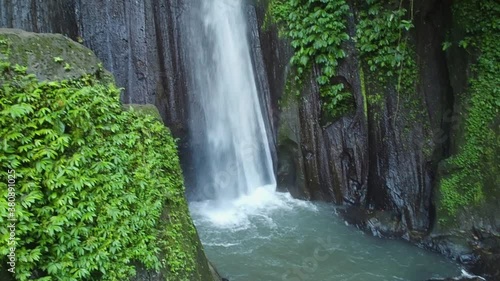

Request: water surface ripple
left=190, top=189, right=462, bottom=281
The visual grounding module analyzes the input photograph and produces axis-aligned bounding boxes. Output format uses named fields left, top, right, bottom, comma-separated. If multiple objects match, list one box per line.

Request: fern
left=0, top=54, right=197, bottom=280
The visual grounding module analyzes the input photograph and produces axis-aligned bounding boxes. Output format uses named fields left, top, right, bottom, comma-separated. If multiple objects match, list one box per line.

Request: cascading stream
left=184, top=0, right=276, bottom=205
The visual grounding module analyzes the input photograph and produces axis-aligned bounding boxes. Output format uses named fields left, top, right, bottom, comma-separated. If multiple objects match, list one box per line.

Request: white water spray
left=184, top=0, right=276, bottom=215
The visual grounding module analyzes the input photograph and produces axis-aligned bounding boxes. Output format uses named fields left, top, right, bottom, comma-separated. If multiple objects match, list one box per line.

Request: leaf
left=2, top=103, right=34, bottom=118
left=53, top=56, right=64, bottom=63
left=21, top=191, right=43, bottom=208
left=459, top=40, right=469, bottom=49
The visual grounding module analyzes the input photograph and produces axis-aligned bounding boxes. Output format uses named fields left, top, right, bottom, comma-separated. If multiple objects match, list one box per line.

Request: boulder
left=0, top=28, right=112, bottom=82
left=0, top=28, right=216, bottom=281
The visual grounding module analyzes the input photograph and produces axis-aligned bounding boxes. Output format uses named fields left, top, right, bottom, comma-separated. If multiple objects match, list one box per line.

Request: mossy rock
left=0, top=28, right=216, bottom=281
left=124, top=104, right=163, bottom=123
left=0, top=28, right=113, bottom=83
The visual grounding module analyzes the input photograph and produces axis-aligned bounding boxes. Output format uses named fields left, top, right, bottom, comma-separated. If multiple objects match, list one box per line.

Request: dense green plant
left=268, top=0, right=354, bottom=119
left=268, top=0, right=418, bottom=120
left=355, top=0, right=417, bottom=110
left=0, top=53, right=197, bottom=280
left=438, top=0, right=499, bottom=218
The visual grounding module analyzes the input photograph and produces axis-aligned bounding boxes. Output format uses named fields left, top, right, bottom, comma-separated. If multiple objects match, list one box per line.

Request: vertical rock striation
left=0, top=0, right=190, bottom=138
left=255, top=4, right=370, bottom=205
left=258, top=0, right=498, bottom=279
left=0, top=0, right=277, bottom=176
left=257, top=0, right=454, bottom=237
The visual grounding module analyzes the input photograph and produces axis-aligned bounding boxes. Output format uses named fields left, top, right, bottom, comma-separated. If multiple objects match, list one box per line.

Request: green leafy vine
left=268, top=0, right=354, bottom=119
left=438, top=0, right=499, bottom=219
left=355, top=0, right=417, bottom=124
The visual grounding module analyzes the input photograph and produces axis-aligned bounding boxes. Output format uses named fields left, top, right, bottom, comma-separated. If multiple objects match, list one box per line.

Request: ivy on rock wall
left=437, top=0, right=500, bottom=220
left=0, top=37, right=198, bottom=280
left=267, top=0, right=354, bottom=119
left=355, top=0, right=421, bottom=130
left=267, top=0, right=418, bottom=120
left=267, top=0, right=498, bottom=235
left=355, top=0, right=416, bottom=94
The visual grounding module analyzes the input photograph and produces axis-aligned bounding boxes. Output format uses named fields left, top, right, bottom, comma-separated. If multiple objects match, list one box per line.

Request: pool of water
left=189, top=188, right=462, bottom=281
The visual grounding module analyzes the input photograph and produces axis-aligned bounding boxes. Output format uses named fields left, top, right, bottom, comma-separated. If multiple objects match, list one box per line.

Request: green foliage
left=452, top=0, right=500, bottom=50
left=359, top=67, right=368, bottom=117
left=321, top=83, right=355, bottom=120
left=0, top=37, right=10, bottom=56
left=438, top=0, right=500, bottom=218
left=355, top=0, right=416, bottom=93
left=64, top=63, right=72, bottom=72
left=0, top=57, right=196, bottom=280
left=442, top=41, right=452, bottom=51
left=52, top=56, right=64, bottom=63
left=268, top=0, right=354, bottom=119
left=366, top=92, right=384, bottom=107
left=124, top=104, right=163, bottom=122
left=268, top=0, right=418, bottom=120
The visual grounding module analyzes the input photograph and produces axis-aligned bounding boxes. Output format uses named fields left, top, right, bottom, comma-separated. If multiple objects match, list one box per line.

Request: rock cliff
left=258, top=0, right=499, bottom=279
left=0, top=27, right=217, bottom=281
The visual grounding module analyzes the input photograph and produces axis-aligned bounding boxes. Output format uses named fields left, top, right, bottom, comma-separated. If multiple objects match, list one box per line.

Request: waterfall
left=183, top=0, right=276, bottom=204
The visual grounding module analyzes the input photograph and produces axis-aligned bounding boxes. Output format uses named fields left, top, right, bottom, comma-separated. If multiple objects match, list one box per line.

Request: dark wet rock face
left=1, top=0, right=190, bottom=138
left=258, top=0, right=432, bottom=232
left=469, top=233, right=500, bottom=280
left=247, top=6, right=279, bottom=173
left=256, top=11, right=368, bottom=204
left=75, top=0, right=191, bottom=139
left=0, top=0, right=79, bottom=38
left=257, top=0, right=498, bottom=280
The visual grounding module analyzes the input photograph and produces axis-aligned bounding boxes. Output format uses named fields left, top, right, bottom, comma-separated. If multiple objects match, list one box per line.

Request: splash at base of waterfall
left=189, top=185, right=314, bottom=228
left=190, top=199, right=463, bottom=281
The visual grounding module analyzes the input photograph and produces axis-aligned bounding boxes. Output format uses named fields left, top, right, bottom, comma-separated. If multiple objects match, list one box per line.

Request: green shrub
left=353, top=0, right=423, bottom=128
left=0, top=57, right=195, bottom=280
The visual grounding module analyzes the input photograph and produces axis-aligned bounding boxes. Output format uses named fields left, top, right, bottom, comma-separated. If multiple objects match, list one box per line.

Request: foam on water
left=192, top=199, right=463, bottom=281
left=189, top=185, right=318, bottom=229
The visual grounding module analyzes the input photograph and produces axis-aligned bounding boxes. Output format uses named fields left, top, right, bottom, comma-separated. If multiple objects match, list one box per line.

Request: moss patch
left=0, top=32, right=210, bottom=281
left=0, top=28, right=112, bottom=83
left=124, top=104, right=163, bottom=123
left=437, top=0, right=500, bottom=223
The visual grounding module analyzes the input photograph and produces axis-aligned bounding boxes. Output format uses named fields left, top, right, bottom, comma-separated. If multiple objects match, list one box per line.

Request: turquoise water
left=189, top=190, right=462, bottom=281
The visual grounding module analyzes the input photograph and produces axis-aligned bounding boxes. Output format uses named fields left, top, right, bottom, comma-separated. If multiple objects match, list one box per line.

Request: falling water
left=184, top=0, right=276, bottom=205
left=180, top=2, right=464, bottom=280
